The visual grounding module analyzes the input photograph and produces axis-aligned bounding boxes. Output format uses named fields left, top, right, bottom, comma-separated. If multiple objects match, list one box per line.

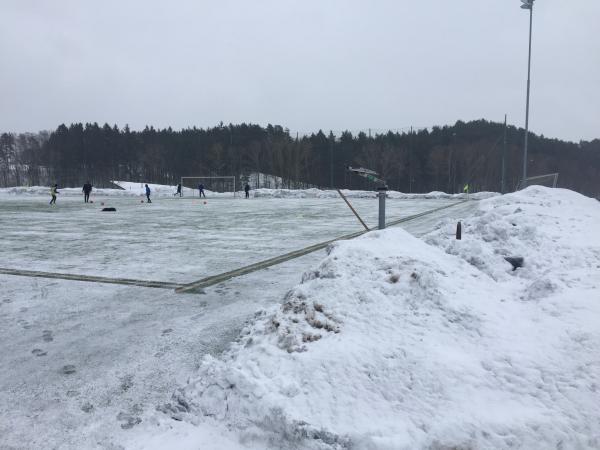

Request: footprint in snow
left=61, top=365, right=76, bottom=375
left=81, top=402, right=94, bottom=413
left=42, top=330, right=53, bottom=342
left=117, top=412, right=142, bottom=429
left=31, top=348, right=47, bottom=357
left=17, top=319, right=32, bottom=329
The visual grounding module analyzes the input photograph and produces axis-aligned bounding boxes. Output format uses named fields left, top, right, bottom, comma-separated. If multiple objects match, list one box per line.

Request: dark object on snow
left=505, top=256, right=524, bottom=271
left=101, top=207, right=116, bottom=212
left=456, top=221, right=462, bottom=240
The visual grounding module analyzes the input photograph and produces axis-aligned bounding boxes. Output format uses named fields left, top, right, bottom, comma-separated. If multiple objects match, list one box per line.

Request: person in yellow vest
left=49, top=184, right=59, bottom=205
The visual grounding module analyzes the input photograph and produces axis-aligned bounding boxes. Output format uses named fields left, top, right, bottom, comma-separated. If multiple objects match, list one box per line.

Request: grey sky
left=1, top=0, right=598, bottom=141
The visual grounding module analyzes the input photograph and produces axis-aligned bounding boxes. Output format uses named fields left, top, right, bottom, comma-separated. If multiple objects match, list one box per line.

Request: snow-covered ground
left=2, top=185, right=597, bottom=449
left=123, top=186, right=600, bottom=449
left=0, top=187, right=474, bottom=449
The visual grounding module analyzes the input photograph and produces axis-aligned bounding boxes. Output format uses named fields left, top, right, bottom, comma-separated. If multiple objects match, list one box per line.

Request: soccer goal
left=180, top=176, right=237, bottom=198
left=517, top=173, right=559, bottom=190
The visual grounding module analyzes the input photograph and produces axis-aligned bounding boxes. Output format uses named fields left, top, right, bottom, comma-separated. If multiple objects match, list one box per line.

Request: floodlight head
left=520, top=0, right=533, bottom=9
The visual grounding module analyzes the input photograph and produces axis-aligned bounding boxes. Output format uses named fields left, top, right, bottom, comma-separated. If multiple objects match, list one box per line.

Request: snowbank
left=0, top=185, right=139, bottom=197
left=251, top=187, right=497, bottom=200
left=142, top=186, right=600, bottom=449
left=0, top=181, right=498, bottom=200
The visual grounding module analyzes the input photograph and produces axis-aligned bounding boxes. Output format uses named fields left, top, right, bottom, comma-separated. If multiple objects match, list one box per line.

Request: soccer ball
left=203, top=201, right=207, bottom=204
left=90, top=200, right=94, bottom=204
left=141, top=200, right=144, bottom=203
left=101, top=202, right=105, bottom=206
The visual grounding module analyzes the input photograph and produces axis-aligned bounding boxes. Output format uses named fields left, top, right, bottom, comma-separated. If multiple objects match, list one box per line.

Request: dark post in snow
left=456, top=221, right=462, bottom=240
left=377, top=185, right=387, bottom=230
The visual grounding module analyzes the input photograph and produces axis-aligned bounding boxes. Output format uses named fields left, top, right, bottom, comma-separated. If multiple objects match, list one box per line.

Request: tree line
left=1, top=120, right=599, bottom=196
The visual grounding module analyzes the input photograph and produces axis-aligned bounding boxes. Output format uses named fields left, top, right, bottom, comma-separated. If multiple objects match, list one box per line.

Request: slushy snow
left=132, top=186, right=600, bottom=449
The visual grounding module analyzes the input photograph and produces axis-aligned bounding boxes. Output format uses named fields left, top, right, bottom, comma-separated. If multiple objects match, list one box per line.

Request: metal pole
left=330, top=134, right=334, bottom=188
left=377, top=186, right=387, bottom=230
left=337, top=189, right=369, bottom=231
left=409, top=126, right=413, bottom=193
left=523, top=3, right=534, bottom=186
left=502, top=114, right=507, bottom=194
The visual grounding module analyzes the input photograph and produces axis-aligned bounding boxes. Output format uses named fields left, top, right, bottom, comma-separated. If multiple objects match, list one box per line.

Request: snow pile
left=0, top=185, right=139, bottom=197
left=425, top=186, right=600, bottom=285
left=0, top=181, right=498, bottom=200
left=252, top=187, right=497, bottom=200
left=147, top=186, right=600, bottom=449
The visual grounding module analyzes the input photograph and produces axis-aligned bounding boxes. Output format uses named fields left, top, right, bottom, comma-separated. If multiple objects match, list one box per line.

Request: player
left=198, top=183, right=206, bottom=198
left=82, top=181, right=93, bottom=203
left=145, top=184, right=152, bottom=203
left=174, top=183, right=182, bottom=197
left=244, top=183, right=250, bottom=198
left=49, top=184, right=59, bottom=205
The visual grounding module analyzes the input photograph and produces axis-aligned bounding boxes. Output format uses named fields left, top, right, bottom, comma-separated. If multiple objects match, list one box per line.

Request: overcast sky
left=1, top=0, right=598, bottom=141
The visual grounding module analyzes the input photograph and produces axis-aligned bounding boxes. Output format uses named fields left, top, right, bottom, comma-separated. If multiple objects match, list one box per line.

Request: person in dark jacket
left=145, top=184, right=152, bottom=203
left=198, top=183, right=206, bottom=198
left=49, top=184, right=59, bottom=205
left=244, top=183, right=250, bottom=199
left=83, top=181, right=93, bottom=203
left=174, top=183, right=182, bottom=197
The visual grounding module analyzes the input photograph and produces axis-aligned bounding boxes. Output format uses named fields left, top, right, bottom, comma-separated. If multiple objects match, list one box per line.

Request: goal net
left=181, top=176, right=237, bottom=198
left=517, top=173, right=559, bottom=190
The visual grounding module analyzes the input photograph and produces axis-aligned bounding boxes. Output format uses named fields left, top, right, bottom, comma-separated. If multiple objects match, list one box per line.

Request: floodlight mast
left=346, top=166, right=386, bottom=186
left=521, top=0, right=535, bottom=187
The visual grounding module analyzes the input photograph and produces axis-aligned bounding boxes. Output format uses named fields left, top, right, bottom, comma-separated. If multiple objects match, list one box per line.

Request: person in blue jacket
left=145, top=184, right=152, bottom=203
left=198, top=183, right=206, bottom=198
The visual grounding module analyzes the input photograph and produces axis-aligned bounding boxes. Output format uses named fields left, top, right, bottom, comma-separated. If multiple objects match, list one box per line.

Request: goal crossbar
left=517, top=173, right=559, bottom=190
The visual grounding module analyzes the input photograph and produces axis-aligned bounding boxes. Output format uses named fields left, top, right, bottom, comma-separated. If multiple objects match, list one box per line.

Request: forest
left=1, top=119, right=599, bottom=196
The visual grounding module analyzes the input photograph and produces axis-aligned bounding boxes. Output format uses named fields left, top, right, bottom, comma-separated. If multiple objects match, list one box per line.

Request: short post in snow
left=378, top=185, right=387, bottom=230
left=456, top=221, right=462, bottom=240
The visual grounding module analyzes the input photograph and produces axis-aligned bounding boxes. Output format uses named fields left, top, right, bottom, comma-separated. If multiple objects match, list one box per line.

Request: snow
left=136, top=186, right=600, bottom=449
left=252, top=187, right=497, bottom=200
left=2, top=184, right=597, bottom=449
left=0, top=188, right=472, bottom=449
left=0, top=181, right=499, bottom=201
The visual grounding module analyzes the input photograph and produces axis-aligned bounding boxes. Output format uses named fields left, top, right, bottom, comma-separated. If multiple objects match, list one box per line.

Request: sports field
left=0, top=195, right=459, bottom=283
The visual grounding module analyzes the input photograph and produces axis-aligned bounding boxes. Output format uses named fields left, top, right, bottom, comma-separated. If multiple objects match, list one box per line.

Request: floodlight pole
left=501, top=114, right=507, bottom=194
left=522, top=0, right=535, bottom=186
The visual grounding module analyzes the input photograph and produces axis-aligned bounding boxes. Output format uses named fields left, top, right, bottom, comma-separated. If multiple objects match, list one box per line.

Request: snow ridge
left=0, top=182, right=499, bottom=201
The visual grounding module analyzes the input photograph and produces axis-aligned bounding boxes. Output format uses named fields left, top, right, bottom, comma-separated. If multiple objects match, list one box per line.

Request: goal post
left=517, top=173, right=559, bottom=190
left=180, top=176, right=237, bottom=198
